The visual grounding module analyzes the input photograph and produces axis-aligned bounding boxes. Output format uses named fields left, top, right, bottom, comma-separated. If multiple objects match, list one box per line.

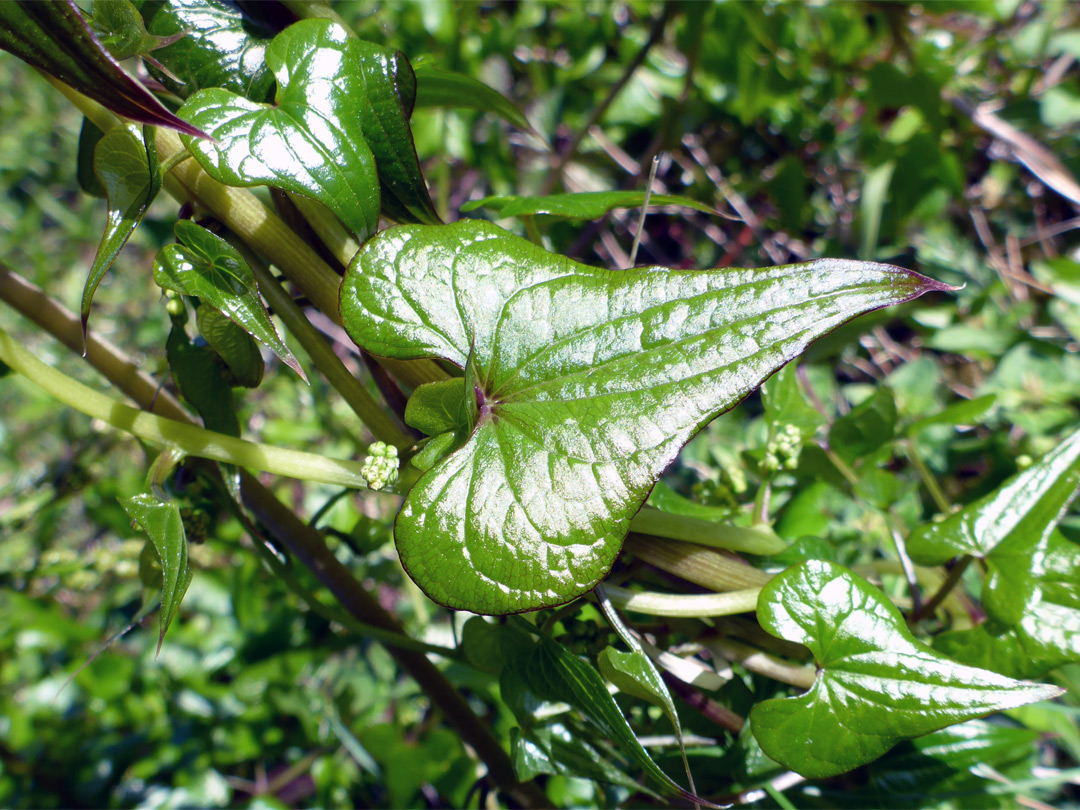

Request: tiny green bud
left=361, top=442, right=400, bottom=490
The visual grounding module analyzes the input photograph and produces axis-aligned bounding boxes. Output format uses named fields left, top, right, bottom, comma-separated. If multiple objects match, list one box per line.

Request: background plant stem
left=0, top=263, right=549, bottom=809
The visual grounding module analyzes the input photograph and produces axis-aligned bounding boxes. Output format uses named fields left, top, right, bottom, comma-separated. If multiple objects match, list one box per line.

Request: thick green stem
left=705, top=637, right=817, bottom=690
left=626, top=534, right=774, bottom=591
left=288, top=193, right=361, bottom=268
left=630, top=507, right=787, bottom=555
left=603, top=584, right=762, bottom=618
left=0, top=326, right=375, bottom=490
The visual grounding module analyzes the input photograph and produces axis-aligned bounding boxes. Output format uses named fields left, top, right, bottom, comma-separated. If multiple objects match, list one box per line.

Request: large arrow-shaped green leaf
left=341, top=220, right=949, bottom=614
left=180, top=20, right=381, bottom=241
left=750, top=561, right=1061, bottom=779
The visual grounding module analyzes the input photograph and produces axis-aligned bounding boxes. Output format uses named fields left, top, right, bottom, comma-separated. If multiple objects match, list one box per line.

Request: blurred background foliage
left=2, top=0, right=1080, bottom=807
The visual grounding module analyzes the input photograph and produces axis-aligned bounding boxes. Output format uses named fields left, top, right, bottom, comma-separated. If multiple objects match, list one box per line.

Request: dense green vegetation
left=2, top=1, right=1080, bottom=807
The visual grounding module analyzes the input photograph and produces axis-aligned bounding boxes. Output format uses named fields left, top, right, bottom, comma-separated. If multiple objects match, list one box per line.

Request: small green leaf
left=138, top=0, right=276, bottom=102
left=166, top=323, right=240, bottom=437
left=121, top=492, right=193, bottom=652
left=829, top=386, right=897, bottom=463
left=750, top=560, right=1061, bottom=779
left=762, top=363, right=825, bottom=443
left=461, top=190, right=717, bottom=220
left=87, top=0, right=176, bottom=61
left=351, top=42, right=440, bottom=225
left=516, top=635, right=696, bottom=802
left=341, top=220, right=949, bottom=614
left=76, top=117, right=105, bottom=198
left=513, top=723, right=658, bottom=796
left=906, top=393, right=997, bottom=434
left=460, top=616, right=533, bottom=673
left=598, top=646, right=681, bottom=738
left=179, top=20, right=382, bottom=241
left=82, top=124, right=161, bottom=335
left=413, top=63, right=534, bottom=134
left=404, top=378, right=468, bottom=437
left=154, top=221, right=304, bottom=381
left=196, top=305, right=264, bottom=388
left=0, top=0, right=207, bottom=136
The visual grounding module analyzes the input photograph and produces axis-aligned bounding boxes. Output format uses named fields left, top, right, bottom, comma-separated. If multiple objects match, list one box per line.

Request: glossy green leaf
left=88, top=0, right=177, bottom=61
left=907, top=425, right=1080, bottom=639
left=121, top=493, right=193, bottom=652
left=82, top=124, right=161, bottom=335
left=350, top=41, right=440, bottom=225
left=829, top=386, right=897, bottom=463
left=750, top=560, right=1061, bottom=779
left=179, top=20, right=381, bottom=241
left=598, top=646, right=681, bottom=738
left=933, top=529, right=1080, bottom=679
left=137, top=0, right=276, bottom=101
left=196, top=304, right=264, bottom=388
left=413, top=63, right=534, bottom=134
left=461, top=190, right=717, bottom=220
left=512, top=723, right=656, bottom=796
left=154, top=221, right=304, bottom=381
left=515, top=635, right=695, bottom=802
left=340, top=219, right=948, bottom=614
left=166, top=322, right=240, bottom=437
left=0, top=0, right=206, bottom=136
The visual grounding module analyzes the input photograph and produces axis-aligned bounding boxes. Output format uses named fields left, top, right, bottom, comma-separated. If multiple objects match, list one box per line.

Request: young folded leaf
left=340, top=220, right=951, bottom=614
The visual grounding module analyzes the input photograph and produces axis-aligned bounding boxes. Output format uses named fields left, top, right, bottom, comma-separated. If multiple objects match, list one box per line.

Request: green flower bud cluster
left=361, top=441, right=399, bottom=491
left=764, top=424, right=803, bottom=473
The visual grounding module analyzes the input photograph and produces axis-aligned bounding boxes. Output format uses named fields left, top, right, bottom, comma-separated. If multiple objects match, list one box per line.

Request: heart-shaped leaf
left=179, top=20, right=381, bottom=241
left=413, top=63, right=535, bottom=135
left=138, top=0, right=276, bottom=101
left=341, top=220, right=949, bottom=614
left=154, top=221, right=304, bottom=381
left=0, top=0, right=207, bottom=137
left=461, top=190, right=717, bottom=220
left=907, top=425, right=1080, bottom=626
left=749, top=560, right=1061, bottom=779
left=82, top=124, right=161, bottom=336
left=121, top=492, right=193, bottom=653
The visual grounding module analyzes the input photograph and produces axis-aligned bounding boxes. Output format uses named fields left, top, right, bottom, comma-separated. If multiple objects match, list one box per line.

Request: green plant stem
left=822, top=443, right=860, bottom=488
left=0, top=264, right=549, bottom=808
left=904, top=436, right=953, bottom=515
left=280, top=0, right=352, bottom=27
left=0, top=325, right=377, bottom=489
left=631, top=508, right=787, bottom=556
left=603, top=584, right=762, bottom=618
left=705, top=637, right=817, bottom=690
left=625, top=534, right=774, bottom=591
left=288, top=193, right=362, bottom=267
left=237, top=241, right=413, bottom=448
left=910, top=555, right=974, bottom=624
